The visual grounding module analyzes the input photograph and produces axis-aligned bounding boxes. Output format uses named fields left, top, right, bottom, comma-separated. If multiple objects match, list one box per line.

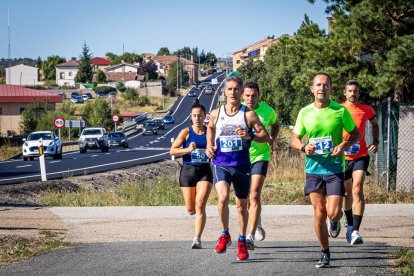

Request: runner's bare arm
left=247, top=111, right=269, bottom=143
left=367, top=117, right=380, bottom=153
left=291, top=133, right=316, bottom=155
left=206, top=108, right=218, bottom=158
left=332, top=127, right=361, bottom=156
left=268, top=120, right=280, bottom=148
left=170, top=128, right=195, bottom=156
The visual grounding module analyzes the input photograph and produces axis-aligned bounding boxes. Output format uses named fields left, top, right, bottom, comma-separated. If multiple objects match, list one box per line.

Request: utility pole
left=8, top=8, right=12, bottom=84
left=176, top=55, right=179, bottom=95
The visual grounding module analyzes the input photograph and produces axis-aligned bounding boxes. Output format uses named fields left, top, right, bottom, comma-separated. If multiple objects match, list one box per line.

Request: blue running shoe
left=351, top=231, right=364, bottom=245
left=315, top=252, right=330, bottom=268
left=346, top=226, right=353, bottom=244
left=327, top=219, right=341, bottom=238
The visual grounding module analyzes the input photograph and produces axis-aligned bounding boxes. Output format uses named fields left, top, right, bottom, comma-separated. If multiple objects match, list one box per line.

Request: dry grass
left=0, top=145, right=20, bottom=161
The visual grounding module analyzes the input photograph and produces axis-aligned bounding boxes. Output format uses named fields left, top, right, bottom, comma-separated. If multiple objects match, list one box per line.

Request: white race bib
left=309, top=136, right=333, bottom=155
left=220, top=135, right=242, bottom=152
left=345, top=142, right=360, bottom=155
left=190, top=149, right=209, bottom=163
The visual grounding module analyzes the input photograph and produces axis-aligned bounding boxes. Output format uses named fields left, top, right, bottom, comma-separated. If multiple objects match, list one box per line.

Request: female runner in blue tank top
left=170, top=99, right=213, bottom=249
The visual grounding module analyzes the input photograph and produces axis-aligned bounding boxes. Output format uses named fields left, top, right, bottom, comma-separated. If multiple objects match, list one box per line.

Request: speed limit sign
left=54, top=116, right=65, bottom=129
left=112, top=114, right=120, bottom=122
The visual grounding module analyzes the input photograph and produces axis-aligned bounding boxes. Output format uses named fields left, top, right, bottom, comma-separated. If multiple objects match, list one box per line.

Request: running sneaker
left=327, top=219, right=341, bottom=238
left=256, top=224, right=266, bottom=241
left=214, top=234, right=232, bottom=253
left=346, top=226, right=353, bottom=244
left=350, top=231, right=364, bottom=245
left=315, top=252, right=330, bottom=268
left=246, top=234, right=255, bottom=250
left=191, top=238, right=202, bottom=249
left=237, top=241, right=249, bottom=261
left=343, top=211, right=348, bottom=228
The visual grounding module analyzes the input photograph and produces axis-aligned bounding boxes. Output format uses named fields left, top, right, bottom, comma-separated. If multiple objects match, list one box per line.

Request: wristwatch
left=301, top=145, right=306, bottom=153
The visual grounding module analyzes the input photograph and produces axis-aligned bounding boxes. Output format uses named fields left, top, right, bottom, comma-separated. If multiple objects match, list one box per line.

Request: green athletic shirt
left=293, top=100, right=356, bottom=175
left=249, top=102, right=278, bottom=163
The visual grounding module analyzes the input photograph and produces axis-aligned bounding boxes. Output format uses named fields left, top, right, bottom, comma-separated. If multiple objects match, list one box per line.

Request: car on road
left=78, top=127, right=109, bottom=153
left=163, top=115, right=175, bottom=124
left=205, top=86, right=214, bottom=95
left=108, top=131, right=129, bottom=148
left=97, top=91, right=106, bottom=98
left=22, top=131, right=62, bottom=161
left=187, top=90, right=197, bottom=97
left=142, top=121, right=158, bottom=135
left=83, top=92, right=93, bottom=99
left=152, top=118, right=165, bottom=130
left=82, top=94, right=89, bottom=101
left=71, top=95, right=84, bottom=103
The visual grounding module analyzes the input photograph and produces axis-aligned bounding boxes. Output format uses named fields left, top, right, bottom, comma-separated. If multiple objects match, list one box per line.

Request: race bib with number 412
left=190, top=149, right=209, bottom=163
left=220, top=135, right=242, bottom=152
left=309, top=136, right=333, bottom=155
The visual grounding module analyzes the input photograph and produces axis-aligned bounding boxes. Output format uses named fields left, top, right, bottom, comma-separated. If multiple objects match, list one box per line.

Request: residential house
left=55, top=59, right=79, bottom=87
left=105, top=62, right=141, bottom=73
left=6, top=64, right=40, bottom=86
left=232, top=36, right=278, bottom=71
left=152, top=55, right=198, bottom=84
left=91, top=57, right=111, bottom=72
left=0, top=84, right=62, bottom=135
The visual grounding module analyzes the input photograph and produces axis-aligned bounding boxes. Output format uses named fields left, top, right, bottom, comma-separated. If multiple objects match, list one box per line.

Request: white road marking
left=16, top=165, right=32, bottom=168
left=49, top=161, right=61, bottom=164
left=91, top=155, right=99, bottom=157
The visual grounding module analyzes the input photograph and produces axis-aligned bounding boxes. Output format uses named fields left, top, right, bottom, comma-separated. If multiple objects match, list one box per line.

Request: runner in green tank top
left=291, top=73, right=360, bottom=268
left=242, top=82, right=280, bottom=250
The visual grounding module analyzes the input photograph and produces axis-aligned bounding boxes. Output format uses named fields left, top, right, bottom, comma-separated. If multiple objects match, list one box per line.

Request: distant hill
left=0, top=58, right=37, bottom=68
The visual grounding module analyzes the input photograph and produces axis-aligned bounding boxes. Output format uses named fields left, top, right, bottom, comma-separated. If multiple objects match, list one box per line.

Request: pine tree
left=75, top=42, right=93, bottom=84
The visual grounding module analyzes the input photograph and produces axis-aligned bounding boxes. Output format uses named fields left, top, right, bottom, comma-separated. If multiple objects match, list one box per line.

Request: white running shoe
left=350, top=231, right=363, bottom=245
left=191, top=237, right=202, bottom=249
left=256, top=224, right=266, bottom=241
left=246, top=234, right=255, bottom=250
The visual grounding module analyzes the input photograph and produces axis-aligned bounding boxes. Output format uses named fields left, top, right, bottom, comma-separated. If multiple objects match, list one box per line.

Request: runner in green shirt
left=291, top=72, right=360, bottom=268
left=242, top=82, right=280, bottom=250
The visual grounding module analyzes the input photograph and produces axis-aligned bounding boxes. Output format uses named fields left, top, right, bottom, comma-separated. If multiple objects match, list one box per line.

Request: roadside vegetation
left=0, top=231, right=69, bottom=265
left=393, top=249, right=414, bottom=275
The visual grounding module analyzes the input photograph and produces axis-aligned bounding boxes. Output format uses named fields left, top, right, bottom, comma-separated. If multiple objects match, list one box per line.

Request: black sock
left=322, top=248, right=330, bottom=258
left=353, top=215, right=363, bottom=231
left=344, top=209, right=354, bottom=226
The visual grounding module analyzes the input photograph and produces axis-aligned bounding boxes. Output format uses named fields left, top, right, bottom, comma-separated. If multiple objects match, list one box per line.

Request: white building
left=55, top=60, right=79, bottom=87
left=5, top=64, right=40, bottom=86
left=105, top=63, right=140, bottom=73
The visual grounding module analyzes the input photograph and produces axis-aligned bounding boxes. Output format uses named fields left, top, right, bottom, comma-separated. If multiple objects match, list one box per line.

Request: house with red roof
left=55, top=59, right=79, bottom=87
left=152, top=55, right=198, bottom=84
left=91, top=57, right=111, bottom=72
left=0, top=85, right=62, bottom=135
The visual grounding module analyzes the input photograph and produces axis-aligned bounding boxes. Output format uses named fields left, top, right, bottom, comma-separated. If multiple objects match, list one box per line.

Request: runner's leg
left=181, top=187, right=196, bottom=215
left=194, top=181, right=212, bottom=238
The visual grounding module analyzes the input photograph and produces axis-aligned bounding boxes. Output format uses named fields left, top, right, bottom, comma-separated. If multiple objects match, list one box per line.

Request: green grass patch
left=0, top=232, right=69, bottom=265
left=393, top=249, right=414, bottom=275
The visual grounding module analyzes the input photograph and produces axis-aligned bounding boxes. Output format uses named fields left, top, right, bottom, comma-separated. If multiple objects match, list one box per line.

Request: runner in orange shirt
left=341, top=80, right=380, bottom=245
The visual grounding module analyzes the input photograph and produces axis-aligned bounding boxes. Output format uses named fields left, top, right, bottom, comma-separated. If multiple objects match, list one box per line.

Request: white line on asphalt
left=0, top=151, right=170, bottom=182
left=16, top=165, right=32, bottom=168
left=91, top=155, right=99, bottom=157
left=49, top=161, right=61, bottom=164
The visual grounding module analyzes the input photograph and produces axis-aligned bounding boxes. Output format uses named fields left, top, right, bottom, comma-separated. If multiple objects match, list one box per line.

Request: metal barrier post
left=386, top=97, right=391, bottom=192
left=38, top=138, right=47, bottom=181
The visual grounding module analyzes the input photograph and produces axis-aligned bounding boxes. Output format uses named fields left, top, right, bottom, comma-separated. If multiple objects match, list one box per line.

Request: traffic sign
left=112, top=114, right=120, bottom=122
left=211, top=78, right=218, bottom=85
left=54, top=116, right=65, bottom=129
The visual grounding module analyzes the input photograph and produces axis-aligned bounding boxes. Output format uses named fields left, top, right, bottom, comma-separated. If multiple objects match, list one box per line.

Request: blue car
left=71, top=95, right=84, bottom=103
left=163, top=115, right=175, bottom=124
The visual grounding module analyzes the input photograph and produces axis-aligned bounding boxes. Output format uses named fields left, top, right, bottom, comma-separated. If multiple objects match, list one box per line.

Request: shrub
left=116, top=82, right=126, bottom=92
left=92, top=86, right=116, bottom=94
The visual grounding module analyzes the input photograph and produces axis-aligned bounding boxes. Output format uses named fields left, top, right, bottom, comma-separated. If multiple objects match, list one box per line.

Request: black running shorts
left=345, top=155, right=370, bottom=180
left=179, top=164, right=213, bottom=187
left=251, top=161, right=269, bottom=177
left=305, top=173, right=345, bottom=196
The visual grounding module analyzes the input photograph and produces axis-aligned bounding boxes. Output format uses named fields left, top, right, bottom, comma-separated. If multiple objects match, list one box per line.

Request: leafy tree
left=19, top=102, right=47, bottom=135
left=81, top=98, right=112, bottom=129
left=110, top=52, right=143, bottom=65
left=95, top=69, right=107, bottom=83
left=75, top=42, right=93, bottom=84
left=0, top=67, right=5, bottom=78
left=166, top=61, right=189, bottom=93
left=141, top=60, right=158, bottom=80
left=41, top=55, right=66, bottom=80
left=116, top=81, right=126, bottom=92
left=157, top=47, right=170, bottom=56
left=105, top=52, right=117, bottom=62
left=238, top=60, right=266, bottom=84
left=36, top=56, right=42, bottom=69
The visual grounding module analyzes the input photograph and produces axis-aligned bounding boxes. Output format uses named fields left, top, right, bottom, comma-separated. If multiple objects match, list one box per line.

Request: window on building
left=20, top=107, right=25, bottom=114
left=236, top=60, right=240, bottom=64
left=68, top=72, right=72, bottom=77
left=59, top=72, right=65, bottom=79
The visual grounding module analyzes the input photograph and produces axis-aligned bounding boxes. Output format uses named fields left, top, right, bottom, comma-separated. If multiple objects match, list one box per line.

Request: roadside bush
left=60, top=85, right=76, bottom=90
left=92, top=86, right=116, bottom=94
left=24, top=85, right=48, bottom=90
left=116, top=82, right=126, bottom=92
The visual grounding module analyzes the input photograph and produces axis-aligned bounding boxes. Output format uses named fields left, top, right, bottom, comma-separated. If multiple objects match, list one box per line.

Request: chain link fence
left=370, top=98, right=414, bottom=192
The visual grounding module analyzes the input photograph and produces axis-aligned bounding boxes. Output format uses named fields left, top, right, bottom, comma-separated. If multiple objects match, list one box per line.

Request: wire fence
left=369, top=98, right=414, bottom=192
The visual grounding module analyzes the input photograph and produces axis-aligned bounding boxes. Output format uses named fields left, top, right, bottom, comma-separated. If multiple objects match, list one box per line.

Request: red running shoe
left=214, top=234, right=232, bottom=253
left=237, top=241, right=249, bottom=261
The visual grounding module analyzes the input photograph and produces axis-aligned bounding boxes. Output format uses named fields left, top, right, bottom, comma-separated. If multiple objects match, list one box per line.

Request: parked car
left=71, top=92, right=79, bottom=98
left=83, top=92, right=93, bottom=99
left=22, top=131, right=62, bottom=161
left=97, top=91, right=106, bottom=98
left=142, top=121, right=158, bottom=135
left=82, top=94, right=89, bottom=101
left=71, top=95, right=84, bottom=103
left=151, top=118, right=165, bottom=130
left=108, top=131, right=128, bottom=148
left=187, top=91, right=197, bottom=97
left=163, top=115, right=175, bottom=124
left=78, top=127, right=109, bottom=153
left=108, top=91, right=116, bottom=98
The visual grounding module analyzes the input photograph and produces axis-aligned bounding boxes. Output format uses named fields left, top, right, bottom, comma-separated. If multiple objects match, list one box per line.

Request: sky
left=0, top=0, right=330, bottom=60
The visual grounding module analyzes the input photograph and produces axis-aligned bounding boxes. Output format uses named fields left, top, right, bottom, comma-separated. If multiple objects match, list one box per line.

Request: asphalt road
left=0, top=241, right=396, bottom=275
left=0, top=72, right=226, bottom=185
